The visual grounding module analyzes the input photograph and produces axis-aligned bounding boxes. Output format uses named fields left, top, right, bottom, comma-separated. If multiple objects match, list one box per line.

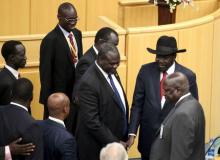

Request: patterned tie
left=160, top=72, right=167, bottom=100
left=68, top=33, right=78, bottom=63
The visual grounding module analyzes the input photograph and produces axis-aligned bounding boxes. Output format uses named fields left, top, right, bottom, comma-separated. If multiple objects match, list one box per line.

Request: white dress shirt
left=49, top=116, right=66, bottom=128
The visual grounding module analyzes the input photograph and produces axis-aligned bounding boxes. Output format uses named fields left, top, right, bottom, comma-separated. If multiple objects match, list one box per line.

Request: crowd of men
left=0, top=2, right=205, bottom=160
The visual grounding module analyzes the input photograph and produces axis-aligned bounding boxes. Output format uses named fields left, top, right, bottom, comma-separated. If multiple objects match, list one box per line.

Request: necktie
left=160, top=72, right=167, bottom=99
left=108, top=74, right=125, bottom=114
left=108, top=74, right=127, bottom=135
left=68, top=33, right=78, bottom=63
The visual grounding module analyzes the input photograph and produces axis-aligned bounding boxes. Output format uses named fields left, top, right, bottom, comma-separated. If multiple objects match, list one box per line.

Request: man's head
left=97, top=42, right=120, bottom=74
left=11, top=78, right=33, bottom=108
left=47, top=93, right=70, bottom=120
left=163, top=72, right=189, bottom=103
left=57, top=2, right=78, bottom=32
left=1, top=40, right=26, bottom=70
left=95, top=27, right=119, bottom=49
left=147, top=35, right=186, bottom=72
left=100, top=142, right=128, bottom=160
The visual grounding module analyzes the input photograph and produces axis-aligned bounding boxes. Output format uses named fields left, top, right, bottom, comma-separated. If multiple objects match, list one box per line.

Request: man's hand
left=9, top=138, right=35, bottom=155
left=126, top=135, right=135, bottom=150
left=119, top=141, right=128, bottom=150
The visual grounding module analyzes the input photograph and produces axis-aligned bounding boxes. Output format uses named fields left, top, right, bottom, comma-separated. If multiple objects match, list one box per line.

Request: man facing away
left=0, top=40, right=26, bottom=105
left=76, top=42, right=129, bottom=160
left=39, top=2, right=83, bottom=126
left=127, top=35, right=198, bottom=160
left=0, top=78, right=43, bottom=160
left=150, top=72, right=205, bottom=160
left=38, top=93, right=78, bottom=160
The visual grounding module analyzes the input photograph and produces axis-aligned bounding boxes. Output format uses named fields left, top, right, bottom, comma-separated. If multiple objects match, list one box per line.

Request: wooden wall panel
left=30, top=0, right=86, bottom=34
left=0, top=0, right=30, bottom=35
left=86, top=0, right=119, bottom=30
left=211, top=15, right=220, bottom=137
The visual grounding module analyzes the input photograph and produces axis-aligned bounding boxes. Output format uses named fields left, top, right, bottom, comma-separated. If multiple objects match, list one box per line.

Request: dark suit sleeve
left=23, top=123, right=43, bottom=160
left=170, top=112, right=195, bottom=160
left=75, top=59, right=90, bottom=81
left=39, top=37, right=54, bottom=104
left=129, top=67, right=145, bottom=134
left=0, top=146, right=5, bottom=160
left=188, top=73, right=198, bottom=100
left=59, top=137, right=78, bottom=160
left=79, top=82, right=118, bottom=145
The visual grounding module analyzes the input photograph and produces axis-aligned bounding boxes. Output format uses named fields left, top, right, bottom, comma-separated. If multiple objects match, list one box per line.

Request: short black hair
left=12, top=78, right=33, bottom=102
left=95, top=27, right=118, bottom=43
left=1, top=40, right=22, bottom=61
left=97, top=42, right=119, bottom=59
left=58, top=2, right=75, bottom=15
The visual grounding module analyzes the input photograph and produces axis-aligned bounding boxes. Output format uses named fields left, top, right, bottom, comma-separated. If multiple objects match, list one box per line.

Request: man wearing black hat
left=126, top=35, right=198, bottom=160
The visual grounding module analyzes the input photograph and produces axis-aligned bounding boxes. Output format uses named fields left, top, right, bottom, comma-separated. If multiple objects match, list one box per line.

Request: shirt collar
left=10, top=102, right=28, bottom=112
left=175, top=92, right=191, bottom=106
left=49, top=116, right=65, bottom=127
left=95, top=61, right=109, bottom=79
left=166, top=62, right=175, bottom=75
left=5, top=65, right=19, bottom=79
left=58, top=25, right=71, bottom=37
left=93, top=45, right=99, bottom=55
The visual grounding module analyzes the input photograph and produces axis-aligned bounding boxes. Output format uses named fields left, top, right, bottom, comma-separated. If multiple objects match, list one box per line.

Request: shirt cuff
left=5, top=146, right=12, bottom=160
left=128, top=133, right=136, bottom=137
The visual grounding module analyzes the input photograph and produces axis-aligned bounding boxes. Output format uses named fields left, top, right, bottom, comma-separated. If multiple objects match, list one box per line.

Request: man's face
left=58, top=7, right=78, bottom=32
left=99, top=52, right=120, bottom=74
left=163, top=80, right=179, bottom=103
left=155, top=54, right=176, bottom=72
left=12, top=44, right=26, bottom=69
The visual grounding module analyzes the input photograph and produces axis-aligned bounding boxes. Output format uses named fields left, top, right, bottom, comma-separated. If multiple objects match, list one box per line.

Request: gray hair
left=100, top=142, right=128, bottom=160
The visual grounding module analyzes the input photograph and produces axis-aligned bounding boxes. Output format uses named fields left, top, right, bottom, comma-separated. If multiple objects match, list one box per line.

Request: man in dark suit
left=75, top=27, right=119, bottom=84
left=0, top=40, right=26, bottom=105
left=150, top=72, right=205, bottom=160
left=39, top=2, right=83, bottom=126
left=127, top=36, right=198, bottom=160
left=72, top=27, right=119, bottom=134
left=38, top=93, right=78, bottom=160
left=0, top=138, right=35, bottom=160
left=76, top=42, right=129, bottom=160
left=0, top=78, right=43, bottom=160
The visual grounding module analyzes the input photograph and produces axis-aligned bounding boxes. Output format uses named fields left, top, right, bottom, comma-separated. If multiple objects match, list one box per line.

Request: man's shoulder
left=176, top=62, right=196, bottom=77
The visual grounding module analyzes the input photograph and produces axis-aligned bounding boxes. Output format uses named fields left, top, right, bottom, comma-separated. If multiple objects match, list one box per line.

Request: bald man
left=38, top=93, right=78, bottom=160
left=150, top=72, right=205, bottom=160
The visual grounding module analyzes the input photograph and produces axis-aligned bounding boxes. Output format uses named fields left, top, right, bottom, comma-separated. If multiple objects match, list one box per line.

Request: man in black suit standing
left=39, top=2, right=83, bottom=127
left=0, top=40, right=26, bottom=105
left=127, top=36, right=199, bottom=160
left=38, top=93, right=78, bottom=160
left=76, top=42, right=129, bottom=160
left=0, top=78, right=43, bottom=160
left=72, top=27, right=119, bottom=134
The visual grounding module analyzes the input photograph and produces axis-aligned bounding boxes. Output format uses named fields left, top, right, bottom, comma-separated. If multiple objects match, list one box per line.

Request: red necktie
left=160, top=72, right=167, bottom=99
left=68, top=33, right=78, bottom=63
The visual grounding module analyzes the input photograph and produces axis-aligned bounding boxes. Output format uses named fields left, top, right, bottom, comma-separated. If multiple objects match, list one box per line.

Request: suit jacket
left=76, top=63, right=129, bottom=160
left=129, top=61, right=198, bottom=159
left=0, top=68, right=16, bottom=105
left=38, top=119, right=78, bottom=160
left=74, top=46, right=97, bottom=86
left=0, top=104, right=43, bottom=160
left=0, top=147, right=4, bottom=160
left=39, top=25, right=83, bottom=105
left=150, top=95, right=205, bottom=160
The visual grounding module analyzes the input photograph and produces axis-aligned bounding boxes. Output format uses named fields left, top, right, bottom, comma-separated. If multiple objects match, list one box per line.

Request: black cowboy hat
left=147, top=36, right=186, bottom=56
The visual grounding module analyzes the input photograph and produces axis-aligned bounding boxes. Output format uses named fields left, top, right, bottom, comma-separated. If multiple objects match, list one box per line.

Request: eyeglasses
left=60, top=16, right=79, bottom=23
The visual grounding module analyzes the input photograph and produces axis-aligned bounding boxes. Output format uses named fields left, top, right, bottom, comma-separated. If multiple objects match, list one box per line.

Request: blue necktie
left=108, top=74, right=127, bottom=135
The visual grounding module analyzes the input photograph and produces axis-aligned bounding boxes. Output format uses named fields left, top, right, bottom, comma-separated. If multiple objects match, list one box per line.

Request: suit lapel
left=94, top=65, right=125, bottom=113
left=55, top=25, right=75, bottom=67
left=152, top=66, right=161, bottom=109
